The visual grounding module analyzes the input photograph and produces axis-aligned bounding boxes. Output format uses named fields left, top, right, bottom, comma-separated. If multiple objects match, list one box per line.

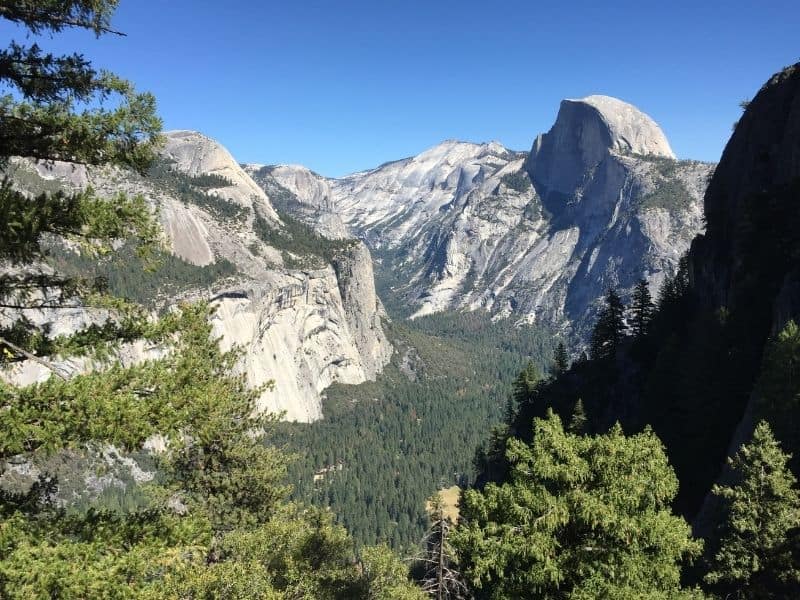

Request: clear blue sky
left=3, top=0, right=799, bottom=177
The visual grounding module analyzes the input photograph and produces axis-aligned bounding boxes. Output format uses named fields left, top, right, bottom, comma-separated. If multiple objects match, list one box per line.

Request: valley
left=2, top=93, right=717, bottom=553
left=2, top=3, right=799, bottom=595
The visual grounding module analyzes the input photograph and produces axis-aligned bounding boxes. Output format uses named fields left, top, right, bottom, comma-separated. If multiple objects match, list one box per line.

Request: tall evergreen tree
left=705, top=421, right=800, bottom=599
left=754, top=320, right=800, bottom=472
left=507, top=360, right=540, bottom=420
left=552, top=340, right=569, bottom=375
left=630, top=278, right=655, bottom=338
left=0, top=0, right=162, bottom=364
left=590, top=288, right=626, bottom=360
left=568, top=398, right=587, bottom=434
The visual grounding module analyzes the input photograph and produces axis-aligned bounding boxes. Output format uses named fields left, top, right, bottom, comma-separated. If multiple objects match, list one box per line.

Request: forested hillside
left=275, top=312, right=556, bottom=550
left=2, top=1, right=798, bottom=598
left=469, top=62, right=800, bottom=599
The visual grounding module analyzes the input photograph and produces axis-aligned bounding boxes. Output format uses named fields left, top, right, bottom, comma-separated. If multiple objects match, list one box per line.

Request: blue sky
left=3, top=0, right=799, bottom=176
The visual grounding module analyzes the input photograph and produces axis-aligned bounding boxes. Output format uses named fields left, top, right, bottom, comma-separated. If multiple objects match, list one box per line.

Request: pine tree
left=0, top=0, right=163, bottom=365
left=705, top=421, right=800, bottom=599
left=631, top=278, right=655, bottom=338
left=590, top=288, right=626, bottom=359
left=507, top=360, right=540, bottom=420
left=453, top=412, right=705, bottom=599
left=417, top=493, right=470, bottom=600
left=553, top=341, right=569, bottom=375
left=755, top=320, right=800, bottom=472
left=568, top=398, right=587, bottom=434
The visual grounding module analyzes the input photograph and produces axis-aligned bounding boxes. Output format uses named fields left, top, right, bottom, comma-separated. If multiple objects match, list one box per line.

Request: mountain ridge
left=247, top=95, right=714, bottom=340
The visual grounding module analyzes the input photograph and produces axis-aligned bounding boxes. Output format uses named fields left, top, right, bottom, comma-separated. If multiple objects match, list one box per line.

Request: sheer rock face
left=691, top=64, right=800, bottom=316
left=2, top=133, right=391, bottom=422
left=254, top=99, right=710, bottom=338
left=528, top=95, right=675, bottom=195
left=209, top=246, right=391, bottom=421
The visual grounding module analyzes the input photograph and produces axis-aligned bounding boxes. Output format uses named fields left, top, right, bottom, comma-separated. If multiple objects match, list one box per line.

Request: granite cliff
left=251, top=96, right=713, bottom=340
left=1, top=131, right=391, bottom=421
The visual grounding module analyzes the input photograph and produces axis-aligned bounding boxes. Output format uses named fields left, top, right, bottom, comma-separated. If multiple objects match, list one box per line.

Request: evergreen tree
left=754, top=320, right=800, bottom=472
left=631, top=278, right=655, bottom=338
left=507, top=360, right=540, bottom=420
left=452, top=412, right=705, bottom=599
left=552, top=341, right=569, bottom=375
left=416, top=493, right=470, bottom=599
left=590, top=288, right=626, bottom=360
left=705, top=421, right=800, bottom=599
left=568, top=398, right=587, bottom=434
left=0, top=0, right=162, bottom=363
left=361, top=545, right=427, bottom=600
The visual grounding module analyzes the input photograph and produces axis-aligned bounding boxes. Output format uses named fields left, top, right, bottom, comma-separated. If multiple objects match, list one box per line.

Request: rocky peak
left=528, top=95, right=674, bottom=194
left=243, top=163, right=349, bottom=239
left=163, top=130, right=279, bottom=221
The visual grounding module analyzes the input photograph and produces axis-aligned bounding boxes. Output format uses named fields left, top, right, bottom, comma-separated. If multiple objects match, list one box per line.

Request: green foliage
left=636, top=156, right=707, bottom=213
left=253, top=210, right=357, bottom=269
left=0, top=181, right=159, bottom=266
left=498, top=170, right=531, bottom=193
left=48, top=242, right=237, bottom=309
left=0, top=304, right=220, bottom=459
left=0, top=0, right=162, bottom=172
left=0, top=303, right=420, bottom=598
left=631, top=278, right=655, bottom=338
left=453, top=412, right=704, bottom=599
left=754, top=320, right=800, bottom=473
left=147, top=158, right=247, bottom=222
left=641, top=175, right=693, bottom=212
left=509, top=360, right=541, bottom=420
left=0, top=1, right=121, bottom=36
left=0, top=0, right=164, bottom=365
left=552, top=340, right=569, bottom=375
left=361, top=544, right=427, bottom=600
left=705, top=422, right=800, bottom=598
left=568, top=397, right=587, bottom=434
left=590, top=287, right=626, bottom=359
left=275, top=312, right=555, bottom=551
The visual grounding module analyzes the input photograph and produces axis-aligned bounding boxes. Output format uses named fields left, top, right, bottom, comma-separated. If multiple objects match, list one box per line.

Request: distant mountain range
left=246, top=95, right=713, bottom=339
left=2, top=94, right=713, bottom=420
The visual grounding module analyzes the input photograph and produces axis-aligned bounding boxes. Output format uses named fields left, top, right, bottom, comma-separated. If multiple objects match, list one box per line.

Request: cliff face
left=500, top=63, right=800, bottom=524
left=689, top=62, right=800, bottom=493
left=690, top=64, right=800, bottom=325
left=259, top=97, right=711, bottom=340
left=1, top=131, right=392, bottom=422
left=528, top=95, right=675, bottom=196
left=209, top=245, right=391, bottom=422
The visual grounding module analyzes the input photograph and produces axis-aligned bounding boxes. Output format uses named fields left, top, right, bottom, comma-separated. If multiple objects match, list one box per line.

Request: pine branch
left=0, top=334, right=68, bottom=379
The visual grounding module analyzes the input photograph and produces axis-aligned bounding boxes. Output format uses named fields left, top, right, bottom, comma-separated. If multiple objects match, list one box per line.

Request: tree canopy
left=705, top=421, right=800, bottom=599
left=452, top=412, right=704, bottom=599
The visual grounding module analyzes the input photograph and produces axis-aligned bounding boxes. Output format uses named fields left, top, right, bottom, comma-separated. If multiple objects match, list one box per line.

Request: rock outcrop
left=210, top=245, right=391, bottom=421
left=252, top=98, right=711, bottom=340
left=244, top=164, right=348, bottom=239
left=528, top=95, right=674, bottom=195
left=1, top=132, right=392, bottom=422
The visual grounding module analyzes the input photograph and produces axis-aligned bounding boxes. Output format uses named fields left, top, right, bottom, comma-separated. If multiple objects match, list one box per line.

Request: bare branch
left=0, top=334, right=68, bottom=379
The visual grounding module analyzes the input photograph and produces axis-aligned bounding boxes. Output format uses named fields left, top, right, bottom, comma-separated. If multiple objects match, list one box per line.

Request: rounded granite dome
left=528, top=95, right=675, bottom=194
left=571, top=95, right=675, bottom=159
